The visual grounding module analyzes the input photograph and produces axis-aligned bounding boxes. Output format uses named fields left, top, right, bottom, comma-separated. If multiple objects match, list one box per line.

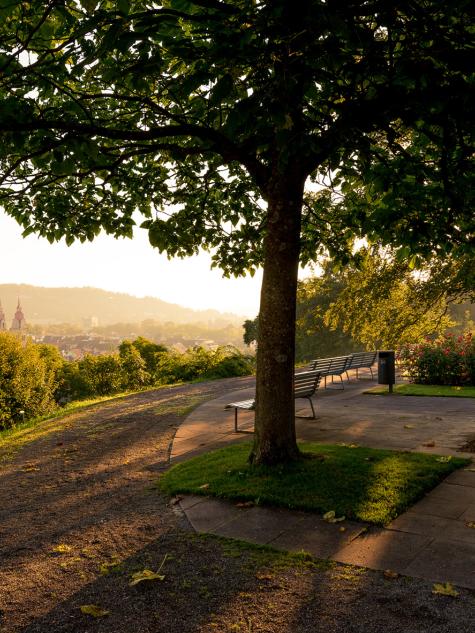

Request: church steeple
left=0, top=300, right=5, bottom=331
left=10, top=298, right=26, bottom=331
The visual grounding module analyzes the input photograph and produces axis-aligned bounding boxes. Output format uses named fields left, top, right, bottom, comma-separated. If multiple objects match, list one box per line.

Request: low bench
left=309, top=352, right=378, bottom=388
left=225, top=370, right=321, bottom=432
left=346, top=351, right=377, bottom=380
left=308, top=355, right=352, bottom=389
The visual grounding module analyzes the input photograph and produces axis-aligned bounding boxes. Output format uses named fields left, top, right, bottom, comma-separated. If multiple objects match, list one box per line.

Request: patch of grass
left=159, top=442, right=469, bottom=525
left=365, top=384, right=475, bottom=398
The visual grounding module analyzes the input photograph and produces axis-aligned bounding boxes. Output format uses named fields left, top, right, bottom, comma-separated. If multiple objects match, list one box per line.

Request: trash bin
left=378, top=351, right=395, bottom=392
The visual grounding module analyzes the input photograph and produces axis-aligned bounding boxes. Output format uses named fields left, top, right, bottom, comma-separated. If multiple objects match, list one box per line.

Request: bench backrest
left=294, top=370, right=321, bottom=398
left=347, top=351, right=377, bottom=370
left=309, top=355, right=351, bottom=375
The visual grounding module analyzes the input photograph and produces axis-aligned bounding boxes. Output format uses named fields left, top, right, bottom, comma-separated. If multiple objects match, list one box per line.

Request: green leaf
left=209, top=75, right=234, bottom=106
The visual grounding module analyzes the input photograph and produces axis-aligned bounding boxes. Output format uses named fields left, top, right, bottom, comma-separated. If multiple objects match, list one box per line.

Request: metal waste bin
left=378, top=350, right=395, bottom=392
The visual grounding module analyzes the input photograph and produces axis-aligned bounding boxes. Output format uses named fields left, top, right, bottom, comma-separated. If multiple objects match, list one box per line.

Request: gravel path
left=0, top=377, right=474, bottom=632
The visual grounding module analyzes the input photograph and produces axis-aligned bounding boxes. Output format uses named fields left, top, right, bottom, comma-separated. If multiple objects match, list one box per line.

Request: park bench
left=308, top=355, right=352, bottom=389
left=225, top=370, right=322, bottom=432
left=345, top=351, right=377, bottom=380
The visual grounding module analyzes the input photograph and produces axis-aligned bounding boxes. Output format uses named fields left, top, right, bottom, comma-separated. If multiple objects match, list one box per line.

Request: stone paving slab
left=268, top=513, right=367, bottom=559
left=171, top=376, right=475, bottom=589
left=404, top=539, right=475, bottom=589
left=210, top=505, right=307, bottom=545
left=332, top=528, right=432, bottom=573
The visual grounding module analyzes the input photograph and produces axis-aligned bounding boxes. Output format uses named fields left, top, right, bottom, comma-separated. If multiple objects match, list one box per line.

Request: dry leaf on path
left=199, top=483, right=210, bottom=489
left=432, top=582, right=459, bottom=597
left=80, top=604, right=110, bottom=618
left=52, top=544, right=72, bottom=554
left=383, top=569, right=399, bottom=579
left=129, top=569, right=165, bottom=586
left=403, top=424, right=415, bottom=429
left=466, top=522, right=475, bottom=529
left=323, top=511, right=345, bottom=523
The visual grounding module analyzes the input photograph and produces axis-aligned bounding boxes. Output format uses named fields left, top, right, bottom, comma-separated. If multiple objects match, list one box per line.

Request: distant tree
left=295, top=271, right=358, bottom=361
left=118, top=339, right=151, bottom=387
left=243, top=319, right=259, bottom=348
left=325, top=249, right=455, bottom=349
left=0, top=2, right=473, bottom=463
left=128, top=336, right=167, bottom=376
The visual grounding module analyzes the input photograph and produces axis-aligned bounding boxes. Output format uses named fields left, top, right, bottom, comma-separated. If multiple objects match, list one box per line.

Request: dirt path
left=0, top=378, right=253, bottom=632
left=1, top=377, right=474, bottom=633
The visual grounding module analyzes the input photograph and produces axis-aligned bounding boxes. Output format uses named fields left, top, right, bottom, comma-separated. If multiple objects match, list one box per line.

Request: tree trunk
left=250, top=176, right=305, bottom=466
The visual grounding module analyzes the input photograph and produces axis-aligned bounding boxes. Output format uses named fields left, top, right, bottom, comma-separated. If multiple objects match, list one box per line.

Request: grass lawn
left=159, top=442, right=469, bottom=526
left=365, top=383, right=475, bottom=398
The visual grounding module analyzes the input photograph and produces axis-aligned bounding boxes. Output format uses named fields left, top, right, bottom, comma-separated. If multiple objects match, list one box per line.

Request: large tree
left=0, top=1, right=473, bottom=464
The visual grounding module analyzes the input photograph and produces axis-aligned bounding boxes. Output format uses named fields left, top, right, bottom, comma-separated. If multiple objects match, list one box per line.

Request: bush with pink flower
left=397, top=332, right=475, bottom=385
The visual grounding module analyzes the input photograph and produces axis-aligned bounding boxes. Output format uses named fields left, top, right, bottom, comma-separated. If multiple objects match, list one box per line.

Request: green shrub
left=398, top=332, right=475, bottom=385
left=155, top=346, right=254, bottom=384
left=0, top=333, right=61, bottom=429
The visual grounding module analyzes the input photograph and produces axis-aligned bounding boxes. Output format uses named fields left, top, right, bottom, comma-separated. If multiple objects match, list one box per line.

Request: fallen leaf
left=199, top=483, right=210, bottom=489
left=235, top=501, right=254, bottom=508
left=323, top=510, right=345, bottom=523
left=339, top=526, right=346, bottom=533
left=403, top=424, right=415, bottom=429
left=432, top=582, right=459, bottom=597
left=52, top=544, right=72, bottom=554
left=384, top=569, right=399, bottom=579
left=423, top=441, right=435, bottom=447
left=80, top=604, right=110, bottom=618
left=129, top=569, right=165, bottom=586
left=436, top=456, right=452, bottom=463
left=466, top=522, right=475, bottom=529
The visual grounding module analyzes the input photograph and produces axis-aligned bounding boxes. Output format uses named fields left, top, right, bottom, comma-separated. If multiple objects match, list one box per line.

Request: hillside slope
left=0, top=284, right=244, bottom=326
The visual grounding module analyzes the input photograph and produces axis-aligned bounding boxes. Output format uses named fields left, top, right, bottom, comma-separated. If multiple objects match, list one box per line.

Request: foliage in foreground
left=398, top=333, right=475, bottom=386
left=159, top=442, right=468, bottom=525
left=0, top=332, right=254, bottom=429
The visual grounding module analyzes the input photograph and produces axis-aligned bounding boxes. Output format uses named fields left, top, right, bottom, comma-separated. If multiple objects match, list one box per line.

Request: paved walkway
left=171, top=373, right=475, bottom=589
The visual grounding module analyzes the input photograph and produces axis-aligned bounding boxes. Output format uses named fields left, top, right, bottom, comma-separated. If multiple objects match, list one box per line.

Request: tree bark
left=250, top=175, right=305, bottom=465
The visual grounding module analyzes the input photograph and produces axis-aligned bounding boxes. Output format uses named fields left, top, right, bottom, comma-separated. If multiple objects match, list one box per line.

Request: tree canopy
left=0, top=0, right=473, bottom=463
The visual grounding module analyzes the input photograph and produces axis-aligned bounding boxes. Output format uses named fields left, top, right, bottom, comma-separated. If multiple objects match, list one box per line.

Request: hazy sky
left=0, top=209, right=266, bottom=316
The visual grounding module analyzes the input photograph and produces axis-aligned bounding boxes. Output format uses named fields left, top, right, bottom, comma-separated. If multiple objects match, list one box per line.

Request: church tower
left=10, top=298, right=26, bottom=331
left=0, top=301, right=5, bottom=330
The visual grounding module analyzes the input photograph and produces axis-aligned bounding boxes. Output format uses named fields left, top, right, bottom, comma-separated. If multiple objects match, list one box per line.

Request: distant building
left=0, top=301, right=5, bottom=331
left=10, top=299, right=26, bottom=332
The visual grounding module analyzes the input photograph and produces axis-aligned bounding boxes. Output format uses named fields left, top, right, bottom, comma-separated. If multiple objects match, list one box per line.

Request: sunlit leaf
left=432, top=582, right=459, bottom=597
left=80, top=604, right=110, bottom=617
left=52, top=544, right=72, bottom=554
left=129, top=569, right=165, bottom=586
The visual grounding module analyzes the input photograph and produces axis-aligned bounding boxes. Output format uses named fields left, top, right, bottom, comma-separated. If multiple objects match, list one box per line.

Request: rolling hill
left=0, top=284, right=245, bottom=326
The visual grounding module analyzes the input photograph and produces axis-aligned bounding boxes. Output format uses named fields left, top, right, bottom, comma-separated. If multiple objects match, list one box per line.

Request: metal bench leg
left=308, top=397, right=316, bottom=419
